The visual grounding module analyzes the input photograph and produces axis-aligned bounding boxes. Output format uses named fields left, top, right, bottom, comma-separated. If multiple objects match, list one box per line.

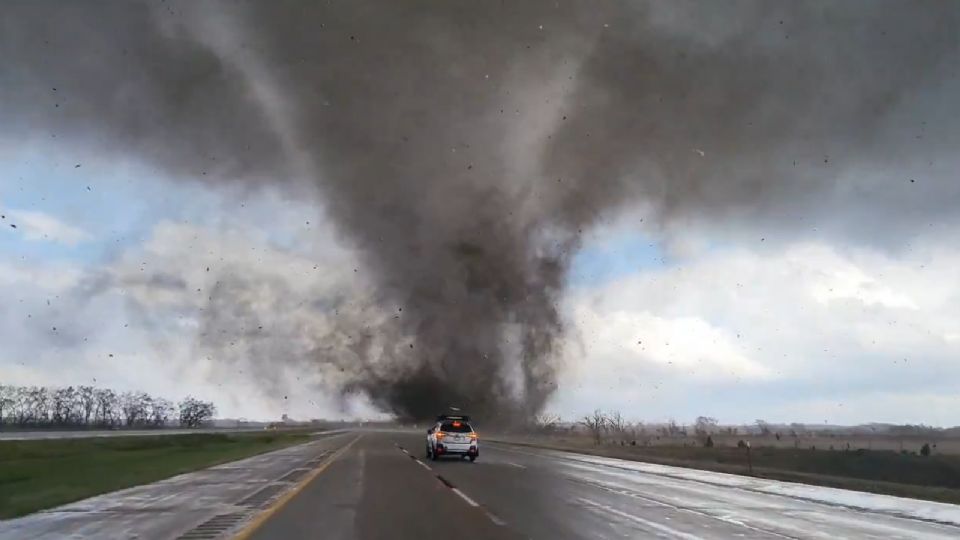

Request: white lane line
left=577, top=497, right=701, bottom=540
left=485, top=511, right=507, bottom=526
left=444, top=480, right=505, bottom=526
left=451, top=487, right=481, bottom=507
left=506, top=462, right=526, bottom=469
left=414, top=459, right=432, bottom=470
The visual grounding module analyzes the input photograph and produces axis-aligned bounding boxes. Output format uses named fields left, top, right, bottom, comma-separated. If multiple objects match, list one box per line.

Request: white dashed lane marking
left=399, top=442, right=505, bottom=526
left=451, top=487, right=480, bottom=507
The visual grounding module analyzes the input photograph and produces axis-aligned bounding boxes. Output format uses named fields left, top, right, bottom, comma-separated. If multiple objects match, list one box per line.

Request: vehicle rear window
left=441, top=422, right=472, bottom=433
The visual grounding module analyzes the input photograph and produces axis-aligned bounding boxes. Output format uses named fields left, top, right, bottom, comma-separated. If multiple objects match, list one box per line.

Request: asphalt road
left=244, top=431, right=960, bottom=540
left=4, top=430, right=959, bottom=539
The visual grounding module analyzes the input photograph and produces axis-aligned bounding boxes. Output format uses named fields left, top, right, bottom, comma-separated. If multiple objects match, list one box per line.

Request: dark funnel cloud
left=2, top=1, right=958, bottom=421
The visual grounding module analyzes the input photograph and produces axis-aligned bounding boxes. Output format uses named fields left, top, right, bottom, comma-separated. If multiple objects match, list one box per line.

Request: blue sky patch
left=569, top=229, right=666, bottom=287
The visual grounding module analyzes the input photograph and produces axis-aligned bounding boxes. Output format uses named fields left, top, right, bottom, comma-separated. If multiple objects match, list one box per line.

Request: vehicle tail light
left=469, top=432, right=478, bottom=440
left=435, top=431, right=446, bottom=440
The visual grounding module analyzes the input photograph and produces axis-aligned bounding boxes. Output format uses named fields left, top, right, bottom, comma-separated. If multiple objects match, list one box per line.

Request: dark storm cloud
left=2, top=1, right=958, bottom=421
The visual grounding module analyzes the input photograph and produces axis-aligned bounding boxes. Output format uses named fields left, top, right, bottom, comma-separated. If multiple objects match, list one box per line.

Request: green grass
left=0, top=431, right=312, bottom=519
left=494, top=437, right=960, bottom=505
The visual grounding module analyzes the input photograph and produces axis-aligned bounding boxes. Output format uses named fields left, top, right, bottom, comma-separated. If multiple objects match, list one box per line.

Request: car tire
left=426, top=446, right=431, bottom=459
left=469, top=455, right=476, bottom=462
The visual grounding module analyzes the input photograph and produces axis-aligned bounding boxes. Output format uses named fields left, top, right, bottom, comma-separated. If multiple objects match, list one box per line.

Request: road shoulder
left=0, top=432, right=353, bottom=540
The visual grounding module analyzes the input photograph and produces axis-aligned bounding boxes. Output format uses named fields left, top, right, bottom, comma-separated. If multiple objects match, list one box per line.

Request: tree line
left=0, top=384, right=216, bottom=429
left=533, top=412, right=949, bottom=455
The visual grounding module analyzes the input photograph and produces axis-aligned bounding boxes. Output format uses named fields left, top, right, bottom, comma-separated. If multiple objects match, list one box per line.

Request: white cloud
left=0, top=260, right=82, bottom=291
left=7, top=209, right=91, bottom=246
left=551, top=239, right=960, bottom=425
left=763, top=391, right=960, bottom=427
left=566, top=306, right=773, bottom=381
left=6, top=194, right=960, bottom=426
left=0, top=214, right=383, bottom=421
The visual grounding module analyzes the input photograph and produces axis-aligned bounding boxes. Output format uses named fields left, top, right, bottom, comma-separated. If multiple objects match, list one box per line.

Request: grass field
left=0, top=431, right=312, bottom=519
left=495, top=436, right=960, bottom=505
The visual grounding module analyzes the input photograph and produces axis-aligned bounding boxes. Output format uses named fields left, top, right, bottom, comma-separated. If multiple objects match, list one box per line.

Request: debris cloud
left=2, top=1, right=958, bottom=421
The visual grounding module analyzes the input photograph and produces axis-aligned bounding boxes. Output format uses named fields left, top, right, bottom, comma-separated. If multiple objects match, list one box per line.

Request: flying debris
left=1, top=1, right=958, bottom=423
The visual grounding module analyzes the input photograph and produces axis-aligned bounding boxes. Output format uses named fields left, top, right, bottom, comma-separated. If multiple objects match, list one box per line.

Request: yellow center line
left=233, top=434, right=363, bottom=540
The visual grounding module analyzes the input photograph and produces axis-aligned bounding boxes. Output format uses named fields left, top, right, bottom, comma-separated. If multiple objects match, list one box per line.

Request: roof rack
left=436, top=414, right=470, bottom=422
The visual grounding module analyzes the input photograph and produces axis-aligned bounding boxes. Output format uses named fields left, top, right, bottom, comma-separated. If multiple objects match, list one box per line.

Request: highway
left=243, top=432, right=960, bottom=539
left=4, top=430, right=960, bottom=539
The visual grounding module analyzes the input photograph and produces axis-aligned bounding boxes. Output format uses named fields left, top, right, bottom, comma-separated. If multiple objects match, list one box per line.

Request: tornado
left=3, top=1, right=957, bottom=422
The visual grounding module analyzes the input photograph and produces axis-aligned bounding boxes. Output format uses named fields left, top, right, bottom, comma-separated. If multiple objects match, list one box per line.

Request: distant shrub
left=921, top=443, right=931, bottom=457
left=704, top=435, right=714, bottom=448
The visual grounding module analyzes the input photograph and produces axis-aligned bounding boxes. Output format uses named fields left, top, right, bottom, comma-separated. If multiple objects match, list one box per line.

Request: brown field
left=499, top=430, right=960, bottom=456
left=645, top=433, right=960, bottom=455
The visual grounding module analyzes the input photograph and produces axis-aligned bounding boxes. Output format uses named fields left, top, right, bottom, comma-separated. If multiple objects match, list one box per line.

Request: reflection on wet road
left=4, top=430, right=959, bottom=539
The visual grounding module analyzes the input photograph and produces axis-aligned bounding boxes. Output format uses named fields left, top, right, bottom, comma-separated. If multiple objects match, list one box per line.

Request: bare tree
left=580, top=409, right=607, bottom=445
left=77, top=386, right=96, bottom=426
left=149, top=398, right=174, bottom=427
left=120, top=391, right=152, bottom=427
left=534, top=413, right=561, bottom=434
left=11, top=387, right=30, bottom=426
left=756, top=419, right=772, bottom=436
left=94, top=388, right=119, bottom=427
left=664, top=419, right=683, bottom=437
left=26, top=386, right=52, bottom=426
left=0, top=385, right=13, bottom=427
left=627, top=421, right=646, bottom=443
left=51, top=386, right=78, bottom=426
left=0, top=384, right=215, bottom=430
left=178, top=397, right=216, bottom=428
left=694, top=416, right=719, bottom=442
left=607, top=411, right=627, bottom=438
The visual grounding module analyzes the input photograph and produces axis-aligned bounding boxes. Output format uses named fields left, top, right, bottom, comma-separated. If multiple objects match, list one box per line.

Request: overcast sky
left=2, top=1, right=959, bottom=425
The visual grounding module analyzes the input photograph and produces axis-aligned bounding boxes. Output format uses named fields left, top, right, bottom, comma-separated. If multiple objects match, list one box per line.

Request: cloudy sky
left=2, top=1, right=959, bottom=425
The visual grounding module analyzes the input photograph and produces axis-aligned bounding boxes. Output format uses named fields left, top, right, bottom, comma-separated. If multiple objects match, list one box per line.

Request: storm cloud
left=2, top=1, right=958, bottom=421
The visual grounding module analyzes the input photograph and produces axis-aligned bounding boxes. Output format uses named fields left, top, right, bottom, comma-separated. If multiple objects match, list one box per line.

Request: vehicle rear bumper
left=436, top=443, right=478, bottom=455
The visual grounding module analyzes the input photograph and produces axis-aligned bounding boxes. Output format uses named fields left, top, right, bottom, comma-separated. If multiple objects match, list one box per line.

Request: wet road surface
left=246, top=431, right=960, bottom=540
left=4, top=430, right=960, bottom=539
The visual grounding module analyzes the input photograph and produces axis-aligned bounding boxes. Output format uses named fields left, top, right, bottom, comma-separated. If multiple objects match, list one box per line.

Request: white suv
left=426, top=415, right=478, bottom=461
